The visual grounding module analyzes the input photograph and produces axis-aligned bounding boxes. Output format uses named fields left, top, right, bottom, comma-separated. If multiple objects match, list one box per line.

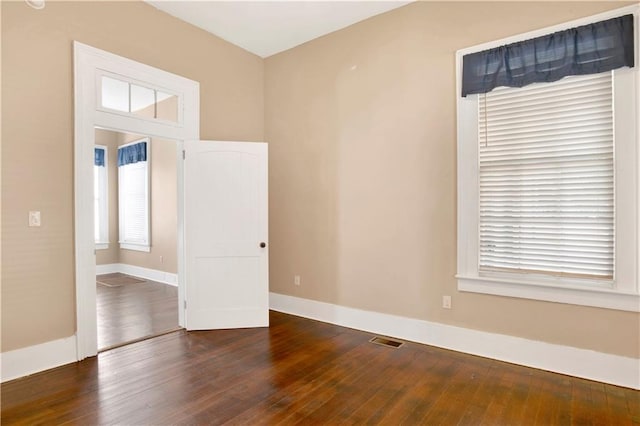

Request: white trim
left=119, top=243, right=151, bottom=252
left=96, top=263, right=178, bottom=286
left=269, top=293, right=640, bottom=390
left=0, top=336, right=77, bottom=383
left=95, top=263, right=120, bottom=275
left=176, top=141, right=185, bottom=327
left=458, top=275, right=640, bottom=312
left=119, top=264, right=178, bottom=286
left=95, top=243, right=109, bottom=250
left=74, top=42, right=199, bottom=360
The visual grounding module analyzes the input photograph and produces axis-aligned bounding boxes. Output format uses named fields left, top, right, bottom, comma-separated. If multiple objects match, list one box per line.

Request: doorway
left=94, top=128, right=180, bottom=350
left=75, top=42, right=199, bottom=359
left=75, top=42, right=269, bottom=361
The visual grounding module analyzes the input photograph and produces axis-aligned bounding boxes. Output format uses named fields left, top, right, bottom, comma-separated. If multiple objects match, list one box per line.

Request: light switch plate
left=29, top=211, right=41, bottom=227
left=442, top=295, right=452, bottom=309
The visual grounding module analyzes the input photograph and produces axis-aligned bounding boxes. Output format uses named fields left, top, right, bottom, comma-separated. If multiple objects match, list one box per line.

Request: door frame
left=74, top=42, right=199, bottom=360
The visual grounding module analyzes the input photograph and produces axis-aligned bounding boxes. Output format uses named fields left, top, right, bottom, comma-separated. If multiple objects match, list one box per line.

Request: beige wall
left=140, top=137, right=178, bottom=273
left=265, top=1, right=640, bottom=358
left=1, top=1, right=263, bottom=352
left=95, top=130, right=178, bottom=273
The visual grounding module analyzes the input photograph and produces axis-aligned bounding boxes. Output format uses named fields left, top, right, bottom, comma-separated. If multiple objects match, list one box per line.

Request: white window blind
left=478, top=72, right=614, bottom=279
left=118, top=160, right=149, bottom=248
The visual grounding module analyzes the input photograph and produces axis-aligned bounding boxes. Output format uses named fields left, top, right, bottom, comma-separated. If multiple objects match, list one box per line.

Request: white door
left=184, top=140, right=268, bottom=330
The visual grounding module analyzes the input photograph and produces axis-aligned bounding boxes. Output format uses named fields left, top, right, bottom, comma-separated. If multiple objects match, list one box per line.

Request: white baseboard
left=96, top=263, right=120, bottom=275
left=96, top=263, right=178, bottom=286
left=269, top=292, right=640, bottom=390
left=0, top=336, right=77, bottom=383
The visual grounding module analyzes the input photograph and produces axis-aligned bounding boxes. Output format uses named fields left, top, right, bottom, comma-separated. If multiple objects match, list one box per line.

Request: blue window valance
left=462, top=14, right=635, bottom=97
left=94, top=147, right=105, bottom=167
left=118, top=142, right=147, bottom=166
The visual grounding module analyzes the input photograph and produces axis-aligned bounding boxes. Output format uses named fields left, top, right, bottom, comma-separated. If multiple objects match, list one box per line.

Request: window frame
left=94, top=145, right=109, bottom=250
left=455, top=5, right=640, bottom=312
left=118, top=137, right=151, bottom=252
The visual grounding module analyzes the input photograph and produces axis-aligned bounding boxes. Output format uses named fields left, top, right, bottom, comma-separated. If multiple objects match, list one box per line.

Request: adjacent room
left=94, top=129, right=180, bottom=350
left=2, top=0, right=639, bottom=424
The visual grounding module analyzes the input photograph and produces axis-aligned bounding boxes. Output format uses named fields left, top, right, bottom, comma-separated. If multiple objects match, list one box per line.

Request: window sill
left=95, top=243, right=109, bottom=250
left=456, top=274, right=640, bottom=312
left=120, top=242, right=150, bottom=252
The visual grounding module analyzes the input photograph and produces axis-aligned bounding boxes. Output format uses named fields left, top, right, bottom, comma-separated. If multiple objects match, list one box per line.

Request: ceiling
left=146, top=1, right=412, bottom=58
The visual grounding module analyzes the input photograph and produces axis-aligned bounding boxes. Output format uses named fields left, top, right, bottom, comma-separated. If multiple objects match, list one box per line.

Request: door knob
left=260, top=242, right=267, bottom=248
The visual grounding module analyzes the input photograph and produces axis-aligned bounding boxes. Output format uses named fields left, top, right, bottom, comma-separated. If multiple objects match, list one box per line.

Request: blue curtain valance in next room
left=117, top=141, right=147, bottom=166
left=461, top=14, right=635, bottom=97
left=94, top=147, right=105, bottom=167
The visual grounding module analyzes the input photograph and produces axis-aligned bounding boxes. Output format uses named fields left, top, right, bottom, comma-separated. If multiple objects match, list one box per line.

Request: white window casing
left=456, top=6, right=639, bottom=312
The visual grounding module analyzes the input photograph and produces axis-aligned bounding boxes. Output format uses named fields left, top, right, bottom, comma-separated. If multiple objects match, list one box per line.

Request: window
left=478, top=73, right=614, bottom=279
left=94, top=146, right=109, bottom=249
left=456, top=8, right=639, bottom=311
left=99, top=74, right=180, bottom=124
left=118, top=139, right=150, bottom=252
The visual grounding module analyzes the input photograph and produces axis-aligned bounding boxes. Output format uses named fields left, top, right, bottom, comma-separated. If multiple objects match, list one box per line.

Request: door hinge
left=182, top=150, right=185, bottom=160
left=184, top=300, right=187, bottom=310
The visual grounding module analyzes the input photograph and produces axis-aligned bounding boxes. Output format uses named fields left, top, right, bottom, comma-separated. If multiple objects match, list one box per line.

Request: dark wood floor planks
left=96, top=273, right=179, bottom=349
left=2, top=311, right=638, bottom=425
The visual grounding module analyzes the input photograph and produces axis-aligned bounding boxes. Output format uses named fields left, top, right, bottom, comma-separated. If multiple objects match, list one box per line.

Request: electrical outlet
left=160, top=255, right=164, bottom=263
left=442, top=295, right=452, bottom=309
left=294, top=275, right=301, bottom=286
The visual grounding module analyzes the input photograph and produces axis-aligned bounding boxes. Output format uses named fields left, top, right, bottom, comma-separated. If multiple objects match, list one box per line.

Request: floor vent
left=369, top=336, right=404, bottom=348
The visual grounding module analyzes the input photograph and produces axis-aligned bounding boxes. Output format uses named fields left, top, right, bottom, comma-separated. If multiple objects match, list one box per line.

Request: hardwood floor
left=2, top=311, right=638, bottom=425
left=97, top=273, right=179, bottom=350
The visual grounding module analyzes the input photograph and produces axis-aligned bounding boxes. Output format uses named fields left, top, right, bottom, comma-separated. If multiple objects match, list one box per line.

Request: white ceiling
left=146, top=1, right=412, bottom=58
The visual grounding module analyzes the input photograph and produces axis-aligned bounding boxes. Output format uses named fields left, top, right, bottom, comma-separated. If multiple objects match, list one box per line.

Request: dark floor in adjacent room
left=1, top=311, right=638, bottom=425
left=97, top=272, right=179, bottom=350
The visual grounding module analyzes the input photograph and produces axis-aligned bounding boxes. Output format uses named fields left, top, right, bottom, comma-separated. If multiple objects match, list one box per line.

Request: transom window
left=100, top=74, right=180, bottom=124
